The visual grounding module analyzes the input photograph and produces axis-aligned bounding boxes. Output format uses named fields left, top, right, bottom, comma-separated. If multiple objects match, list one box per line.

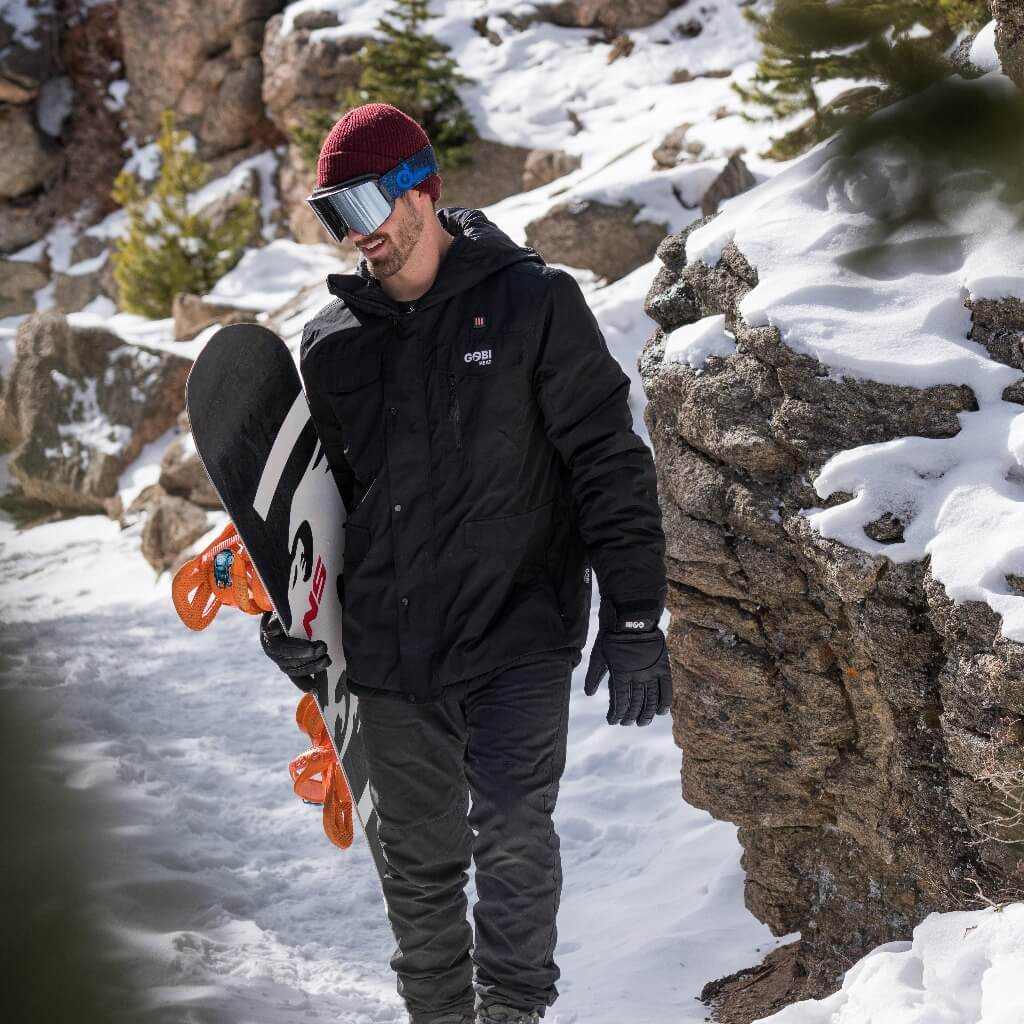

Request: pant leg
left=357, top=690, right=475, bottom=1024
left=463, top=653, right=574, bottom=1015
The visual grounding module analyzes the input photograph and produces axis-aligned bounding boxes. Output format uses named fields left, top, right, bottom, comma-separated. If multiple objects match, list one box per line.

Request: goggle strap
left=378, top=144, right=439, bottom=202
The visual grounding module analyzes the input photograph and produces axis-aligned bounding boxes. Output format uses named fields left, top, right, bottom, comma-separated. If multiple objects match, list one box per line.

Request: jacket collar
left=325, top=205, right=544, bottom=316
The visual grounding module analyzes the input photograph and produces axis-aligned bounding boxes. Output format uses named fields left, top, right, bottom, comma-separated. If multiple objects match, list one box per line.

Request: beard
left=364, top=195, right=426, bottom=279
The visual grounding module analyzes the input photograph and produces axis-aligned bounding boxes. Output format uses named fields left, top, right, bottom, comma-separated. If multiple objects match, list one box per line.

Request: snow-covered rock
left=1, top=312, right=192, bottom=514
left=641, top=47, right=1024, bottom=1008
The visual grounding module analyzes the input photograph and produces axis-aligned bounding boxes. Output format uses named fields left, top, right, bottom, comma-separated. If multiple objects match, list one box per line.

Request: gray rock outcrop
left=1, top=313, right=191, bottom=514
left=157, top=434, right=221, bottom=509
left=640, top=219, right=1024, bottom=1008
left=525, top=198, right=668, bottom=281
left=171, top=293, right=257, bottom=341
left=134, top=485, right=212, bottom=572
left=523, top=148, right=582, bottom=191
left=0, top=104, right=59, bottom=199
left=993, top=0, right=1024, bottom=90
left=118, top=0, right=287, bottom=158
left=536, top=0, right=688, bottom=30
left=0, top=257, right=48, bottom=317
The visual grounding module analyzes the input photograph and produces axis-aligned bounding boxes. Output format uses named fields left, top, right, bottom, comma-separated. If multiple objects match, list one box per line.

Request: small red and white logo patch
left=472, top=315, right=486, bottom=328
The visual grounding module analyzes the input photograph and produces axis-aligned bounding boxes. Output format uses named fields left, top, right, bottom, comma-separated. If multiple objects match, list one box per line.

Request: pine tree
left=734, top=0, right=992, bottom=160
left=292, top=0, right=477, bottom=176
left=111, top=110, right=258, bottom=319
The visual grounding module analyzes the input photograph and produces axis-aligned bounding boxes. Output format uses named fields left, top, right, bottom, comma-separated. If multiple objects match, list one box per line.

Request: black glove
left=584, top=599, right=671, bottom=726
left=259, top=611, right=331, bottom=693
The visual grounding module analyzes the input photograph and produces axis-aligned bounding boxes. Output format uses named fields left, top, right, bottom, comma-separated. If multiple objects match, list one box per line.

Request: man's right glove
left=584, top=599, right=672, bottom=726
left=259, top=610, right=331, bottom=693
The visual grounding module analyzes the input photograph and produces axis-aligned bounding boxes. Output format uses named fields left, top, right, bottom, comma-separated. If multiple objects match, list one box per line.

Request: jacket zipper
left=447, top=372, right=463, bottom=450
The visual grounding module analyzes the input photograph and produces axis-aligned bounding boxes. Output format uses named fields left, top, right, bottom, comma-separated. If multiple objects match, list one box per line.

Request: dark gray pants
left=357, top=649, right=577, bottom=1023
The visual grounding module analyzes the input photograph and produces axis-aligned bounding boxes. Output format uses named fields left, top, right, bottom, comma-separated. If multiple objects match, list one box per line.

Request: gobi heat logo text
left=464, top=348, right=492, bottom=366
left=302, top=555, right=328, bottom=639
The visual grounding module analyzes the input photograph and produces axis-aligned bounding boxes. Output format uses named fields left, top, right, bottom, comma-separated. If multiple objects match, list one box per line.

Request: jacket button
left=393, top=503, right=402, bottom=512
left=401, top=596, right=409, bottom=606
left=388, top=405, right=397, bottom=416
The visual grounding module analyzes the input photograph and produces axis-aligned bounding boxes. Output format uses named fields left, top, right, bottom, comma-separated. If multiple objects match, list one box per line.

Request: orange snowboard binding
left=172, top=522, right=353, bottom=850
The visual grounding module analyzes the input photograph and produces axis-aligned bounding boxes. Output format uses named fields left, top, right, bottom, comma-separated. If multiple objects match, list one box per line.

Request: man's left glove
left=584, top=599, right=671, bottom=726
left=259, top=610, right=331, bottom=693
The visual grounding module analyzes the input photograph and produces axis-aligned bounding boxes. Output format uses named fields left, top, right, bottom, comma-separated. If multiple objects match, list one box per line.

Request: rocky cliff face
left=640, top=222, right=1024, bottom=1007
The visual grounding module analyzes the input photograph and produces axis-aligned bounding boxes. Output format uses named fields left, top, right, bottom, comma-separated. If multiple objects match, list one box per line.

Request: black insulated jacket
left=300, top=206, right=667, bottom=702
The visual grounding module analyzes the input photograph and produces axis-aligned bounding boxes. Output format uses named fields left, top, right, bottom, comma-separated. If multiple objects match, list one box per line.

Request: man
left=259, top=103, right=671, bottom=1024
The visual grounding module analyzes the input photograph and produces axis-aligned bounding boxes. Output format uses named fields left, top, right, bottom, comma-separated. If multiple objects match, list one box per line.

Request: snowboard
left=186, top=323, right=385, bottom=880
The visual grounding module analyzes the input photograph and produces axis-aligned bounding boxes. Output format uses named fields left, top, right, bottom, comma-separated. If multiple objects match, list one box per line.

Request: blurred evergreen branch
left=735, top=0, right=992, bottom=160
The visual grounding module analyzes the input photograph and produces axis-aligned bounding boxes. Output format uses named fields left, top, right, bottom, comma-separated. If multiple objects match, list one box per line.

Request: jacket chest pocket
left=443, top=327, right=529, bottom=454
left=324, top=346, right=384, bottom=484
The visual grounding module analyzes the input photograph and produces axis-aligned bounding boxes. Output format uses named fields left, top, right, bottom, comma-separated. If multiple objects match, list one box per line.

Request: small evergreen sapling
left=292, top=0, right=477, bottom=178
left=111, top=110, right=258, bottom=319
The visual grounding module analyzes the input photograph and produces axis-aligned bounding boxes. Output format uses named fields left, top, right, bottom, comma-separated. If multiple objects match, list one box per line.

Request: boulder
left=138, top=487, right=211, bottom=571
left=171, top=293, right=257, bottom=341
left=440, top=136, right=536, bottom=212
left=640, top=222, right=1024, bottom=1007
left=992, top=0, right=1024, bottom=90
left=0, top=0, right=60, bottom=96
left=118, top=0, right=286, bottom=158
left=652, top=122, right=703, bottom=168
left=0, top=258, right=48, bottom=317
left=700, top=152, right=756, bottom=216
left=535, top=0, right=688, bottom=31
left=525, top=198, right=668, bottom=282
left=0, top=105, right=60, bottom=199
left=53, top=251, right=111, bottom=314
left=277, top=144, right=322, bottom=244
left=158, top=433, right=221, bottom=509
left=0, top=197, right=53, bottom=253
left=261, top=12, right=365, bottom=135
left=522, top=148, right=581, bottom=191
left=1, top=313, right=192, bottom=514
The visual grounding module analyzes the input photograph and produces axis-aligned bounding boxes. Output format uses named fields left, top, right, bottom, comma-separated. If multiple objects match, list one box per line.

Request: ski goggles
left=306, top=143, right=439, bottom=242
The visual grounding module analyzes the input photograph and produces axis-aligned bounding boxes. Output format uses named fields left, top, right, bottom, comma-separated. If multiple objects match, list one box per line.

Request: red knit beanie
left=316, top=102, right=442, bottom=202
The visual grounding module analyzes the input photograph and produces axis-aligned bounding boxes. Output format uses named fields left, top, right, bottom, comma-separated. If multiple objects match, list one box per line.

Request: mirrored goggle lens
left=307, top=181, right=393, bottom=240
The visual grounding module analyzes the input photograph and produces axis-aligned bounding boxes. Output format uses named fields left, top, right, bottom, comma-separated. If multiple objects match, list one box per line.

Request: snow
left=38, top=74, right=74, bottom=137
left=755, top=905, right=1024, bottom=1024
left=0, top=495, right=786, bottom=1021
left=685, top=56, right=1024, bottom=642
left=118, top=426, right=181, bottom=510
left=970, top=21, right=1001, bottom=74
left=664, top=314, right=737, bottom=369
left=106, top=78, right=130, bottom=112
left=203, top=239, right=342, bottom=313
left=0, top=0, right=51, bottom=48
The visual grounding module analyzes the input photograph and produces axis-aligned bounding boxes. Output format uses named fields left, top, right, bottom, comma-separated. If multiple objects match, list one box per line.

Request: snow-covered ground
left=5, top=2, right=1024, bottom=1021
left=759, top=905, right=1024, bottom=1024
left=0, top=506, right=786, bottom=1022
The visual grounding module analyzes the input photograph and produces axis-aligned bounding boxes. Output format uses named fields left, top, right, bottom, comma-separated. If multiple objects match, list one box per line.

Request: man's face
left=346, top=191, right=426, bottom=279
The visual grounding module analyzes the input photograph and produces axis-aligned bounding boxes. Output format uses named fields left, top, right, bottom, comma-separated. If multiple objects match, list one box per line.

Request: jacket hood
left=325, top=205, right=544, bottom=316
